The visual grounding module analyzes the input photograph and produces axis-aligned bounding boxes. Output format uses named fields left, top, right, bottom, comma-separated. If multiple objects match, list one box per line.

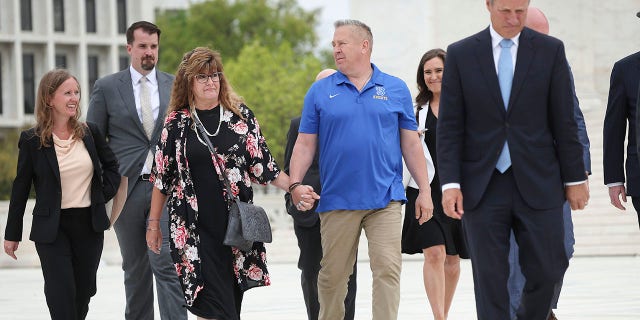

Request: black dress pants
left=35, top=207, right=104, bottom=320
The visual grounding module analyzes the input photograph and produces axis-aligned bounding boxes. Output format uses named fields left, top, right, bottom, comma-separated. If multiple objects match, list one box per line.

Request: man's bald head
left=315, top=68, right=337, bottom=81
left=526, top=7, right=549, bottom=35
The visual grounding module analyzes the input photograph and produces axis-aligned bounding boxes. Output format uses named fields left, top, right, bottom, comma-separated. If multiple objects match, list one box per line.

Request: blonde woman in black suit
left=3, top=69, right=120, bottom=320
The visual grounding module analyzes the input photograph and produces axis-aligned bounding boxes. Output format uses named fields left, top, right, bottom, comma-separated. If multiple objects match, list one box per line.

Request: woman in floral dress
left=144, top=47, right=317, bottom=320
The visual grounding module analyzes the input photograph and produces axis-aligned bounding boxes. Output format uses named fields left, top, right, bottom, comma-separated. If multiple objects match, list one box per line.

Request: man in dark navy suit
left=506, top=7, right=592, bottom=320
left=604, top=11, right=640, bottom=228
left=437, top=1, right=589, bottom=319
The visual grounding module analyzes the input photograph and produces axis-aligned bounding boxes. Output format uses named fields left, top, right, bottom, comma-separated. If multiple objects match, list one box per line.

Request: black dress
left=401, top=106, right=469, bottom=258
left=186, top=106, right=243, bottom=319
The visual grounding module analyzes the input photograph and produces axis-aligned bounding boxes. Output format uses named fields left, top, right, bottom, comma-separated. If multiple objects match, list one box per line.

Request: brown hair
left=168, top=47, right=245, bottom=118
left=126, top=21, right=161, bottom=45
left=35, top=69, right=84, bottom=147
left=415, top=48, right=446, bottom=107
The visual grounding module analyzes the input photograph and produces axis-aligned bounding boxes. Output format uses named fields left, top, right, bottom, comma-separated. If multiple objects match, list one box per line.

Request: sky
left=297, top=0, right=347, bottom=49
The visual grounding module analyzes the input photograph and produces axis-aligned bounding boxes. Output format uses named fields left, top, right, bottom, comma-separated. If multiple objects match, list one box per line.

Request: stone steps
left=570, top=100, right=640, bottom=256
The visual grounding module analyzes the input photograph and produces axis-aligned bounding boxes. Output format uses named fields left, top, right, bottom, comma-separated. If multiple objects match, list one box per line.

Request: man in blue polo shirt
left=288, top=19, right=433, bottom=320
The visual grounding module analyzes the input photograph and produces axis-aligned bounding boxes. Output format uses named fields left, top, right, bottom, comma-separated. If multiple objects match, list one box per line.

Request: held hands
left=442, top=188, right=464, bottom=219
left=290, top=184, right=320, bottom=212
left=145, top=219, right=162, bottom=254
left=565, top=181, right=590, bottom=210
left=415, top=189, right=434, bottom=225
left=608, top=185, right=627, bottom=210
left=3, top=240, right=19, bottom=260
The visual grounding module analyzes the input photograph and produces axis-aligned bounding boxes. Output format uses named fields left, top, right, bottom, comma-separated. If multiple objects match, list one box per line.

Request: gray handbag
left=226, top=199, right=272, bottom=251
left=194, top=116, right=272, bottom=252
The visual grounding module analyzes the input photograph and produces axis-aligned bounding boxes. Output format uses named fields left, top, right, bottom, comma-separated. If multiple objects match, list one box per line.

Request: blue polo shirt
left=299, top=64, right=416, bottom=213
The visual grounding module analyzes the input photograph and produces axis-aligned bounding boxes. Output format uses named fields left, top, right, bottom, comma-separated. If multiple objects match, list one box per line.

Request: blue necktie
left=496, top=39, right=513, bottom=173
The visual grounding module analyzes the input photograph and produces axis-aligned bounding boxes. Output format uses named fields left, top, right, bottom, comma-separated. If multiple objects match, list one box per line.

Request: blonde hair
left=35, top=69, right=84, bottom=148
left=168, top=47, right=245, bottom=119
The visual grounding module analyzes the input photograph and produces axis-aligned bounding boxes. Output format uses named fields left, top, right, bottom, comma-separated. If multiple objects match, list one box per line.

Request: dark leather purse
left=194, top=117, right=272, bottom=252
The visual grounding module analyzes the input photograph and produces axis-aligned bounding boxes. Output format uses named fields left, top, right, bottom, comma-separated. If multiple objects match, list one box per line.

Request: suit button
left=505, top=122, right=510, bottom=128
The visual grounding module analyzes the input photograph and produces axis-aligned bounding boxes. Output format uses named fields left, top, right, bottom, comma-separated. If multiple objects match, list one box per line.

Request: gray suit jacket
left=87, top=68, right=174, bottom=195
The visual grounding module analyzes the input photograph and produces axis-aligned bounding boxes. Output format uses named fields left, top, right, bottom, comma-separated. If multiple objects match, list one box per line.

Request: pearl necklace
left=194, top=105, right=223, bottom=136
left=194, top=105, right=223, bottom=146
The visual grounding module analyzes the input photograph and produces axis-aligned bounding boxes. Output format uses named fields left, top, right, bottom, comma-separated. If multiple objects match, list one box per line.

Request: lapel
left=634, top=54, right=640, bottom=105
left=116, top=70, right=148, bottom=139
left=633, top=53, right=640, bottom=88
left=43, top=143, right=61, bottom=186
left=508, top=28, right=535, bottom=116
left=82, top=127, right=101, bottom=178
left=474, top=28, right=505, bottom=114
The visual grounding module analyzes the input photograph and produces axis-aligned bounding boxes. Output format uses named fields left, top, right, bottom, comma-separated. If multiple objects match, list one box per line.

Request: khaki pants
left=318, top=201, right=402, bottom=320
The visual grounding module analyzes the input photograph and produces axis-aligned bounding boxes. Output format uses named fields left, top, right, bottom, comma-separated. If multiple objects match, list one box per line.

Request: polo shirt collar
left=335, top=63, right=381, bottom=86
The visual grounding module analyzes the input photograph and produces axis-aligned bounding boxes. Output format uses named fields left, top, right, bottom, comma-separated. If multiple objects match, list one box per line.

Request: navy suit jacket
left=4, top=123, right=120, bottom=243
left=604, top=52, right=640, bottom=195
left=570, top=70, right=591, bottom=174
left=437, top=27, right=585, bottom=210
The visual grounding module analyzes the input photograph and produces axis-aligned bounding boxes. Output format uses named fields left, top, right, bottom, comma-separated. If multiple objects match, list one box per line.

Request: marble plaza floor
left=1, top=254, right=639, bottom=319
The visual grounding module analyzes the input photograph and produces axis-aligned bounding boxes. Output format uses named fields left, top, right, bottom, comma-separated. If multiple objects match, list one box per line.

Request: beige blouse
left=53, top=133, right=93, bottom=209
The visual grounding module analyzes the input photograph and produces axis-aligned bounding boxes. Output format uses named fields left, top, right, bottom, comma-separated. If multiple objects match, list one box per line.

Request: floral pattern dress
left=151, top=104, right=279, bottom=307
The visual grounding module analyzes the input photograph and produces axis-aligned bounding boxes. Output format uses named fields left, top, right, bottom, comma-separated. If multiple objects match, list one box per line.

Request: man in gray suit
left=87, top=21, right=186, bottom=320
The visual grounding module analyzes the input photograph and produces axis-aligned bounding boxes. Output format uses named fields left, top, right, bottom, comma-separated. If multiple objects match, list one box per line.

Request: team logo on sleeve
left=373, top=86, right=388, bottom=100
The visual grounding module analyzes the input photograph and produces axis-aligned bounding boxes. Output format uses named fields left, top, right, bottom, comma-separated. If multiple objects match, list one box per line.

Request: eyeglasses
left=195, top=72, right=222, bottom=84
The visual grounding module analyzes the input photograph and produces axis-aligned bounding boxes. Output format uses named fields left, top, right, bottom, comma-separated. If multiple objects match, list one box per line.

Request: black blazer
left=437, top=27, right=585, bottom=210
left=4, top=122, right=120, bottom=243
left=603, top=51, right=640, bottom=196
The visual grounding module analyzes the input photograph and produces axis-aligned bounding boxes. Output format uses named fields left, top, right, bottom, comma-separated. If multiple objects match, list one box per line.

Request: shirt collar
left=335, top=63, right=381, bottom=85
left=130, top=66, right=157, bottom=86
left=489, top=24, right=520, bottom=49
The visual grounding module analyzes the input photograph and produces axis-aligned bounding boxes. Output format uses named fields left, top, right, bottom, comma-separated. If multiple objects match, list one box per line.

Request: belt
left=139, top=174, right=151, bottom=181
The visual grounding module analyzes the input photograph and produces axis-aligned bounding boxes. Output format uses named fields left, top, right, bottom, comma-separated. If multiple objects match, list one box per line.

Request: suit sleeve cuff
left=606, top=182, right=624, bottom=188
left=441, top=183, right=461, bottom=192
left=564, top=180, right=586, bottom=186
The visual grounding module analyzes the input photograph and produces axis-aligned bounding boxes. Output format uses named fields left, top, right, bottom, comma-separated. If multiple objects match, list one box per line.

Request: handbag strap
left=193, top=113, right=237, bottom=203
